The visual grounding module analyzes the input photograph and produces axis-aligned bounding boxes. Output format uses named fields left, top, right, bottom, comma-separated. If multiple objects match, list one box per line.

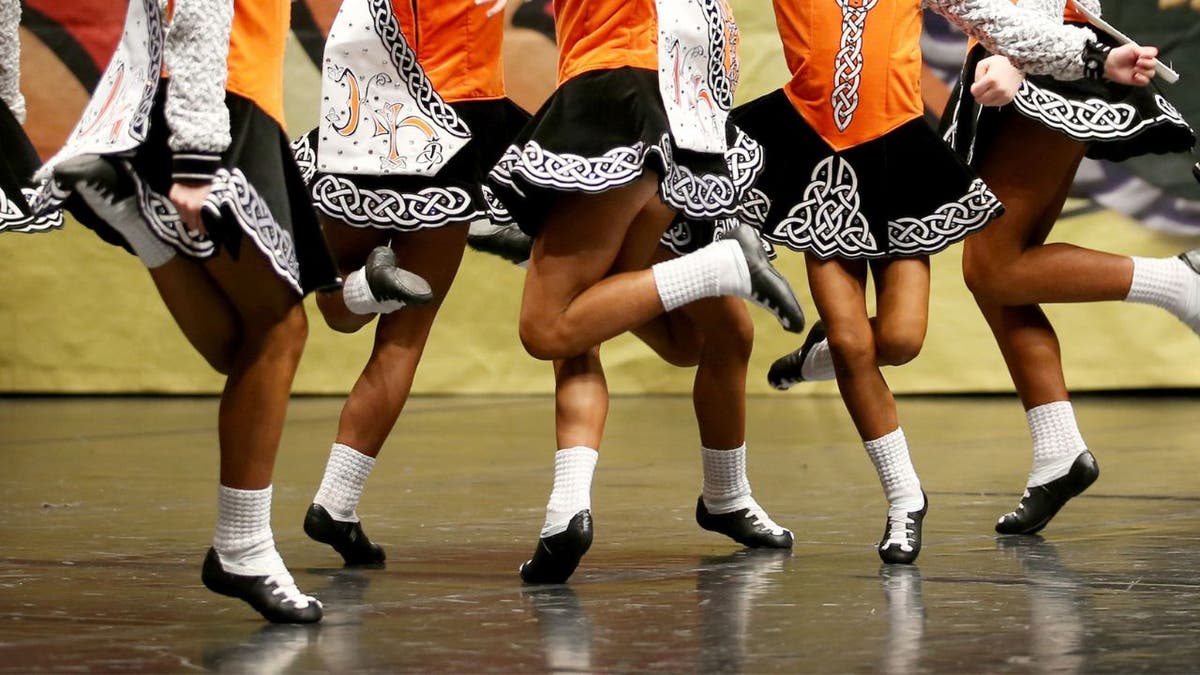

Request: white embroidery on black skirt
left=888, top=178, right=1002, bottom=256
left=312, top=175, right=478, bottom=230
left=1013, top=82, right=1191, bottom=141
left=772, top=155, right=878, bottom=257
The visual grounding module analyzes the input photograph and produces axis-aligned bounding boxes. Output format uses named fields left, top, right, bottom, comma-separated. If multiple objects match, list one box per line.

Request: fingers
left=974, top=58, right=992, bottom=80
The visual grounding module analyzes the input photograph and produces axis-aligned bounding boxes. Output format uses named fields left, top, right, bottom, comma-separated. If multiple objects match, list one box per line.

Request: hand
left=1104, top=44, right=1159, bottom=86
left=475, top=0, right=507, bottom=18
left=969, top=55, right=1024, bottom=107
left=169, top=180, right=213, bottom=237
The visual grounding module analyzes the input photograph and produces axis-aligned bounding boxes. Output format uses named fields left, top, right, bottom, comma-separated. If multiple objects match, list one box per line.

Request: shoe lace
left=744, top=504, right=788, bottom=537
left=265, top=572, right=320, bottom=609
left=881, top=512, right=915, bottom=552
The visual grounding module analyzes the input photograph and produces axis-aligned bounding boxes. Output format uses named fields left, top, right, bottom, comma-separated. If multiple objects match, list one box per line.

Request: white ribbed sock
left=1127, top=256, right=1200, bottom=335
left=342, top=267, right=405, bottom=315
left=541, top=446, right=598, bottom=538
left=651, top=238, right=750, bottom=312
left=701, top=444, right=753, bottom=514
left=863, top=428, right=924, bottom=514
left=313, top=442, right=377, bottom=522
left=213, top=484, right=287, bottom=576
left=74, top=184, right=175, bottom=269
left=1025, top=401, right=1088, bottom=487
left=801, top=339, right=836, bottom=381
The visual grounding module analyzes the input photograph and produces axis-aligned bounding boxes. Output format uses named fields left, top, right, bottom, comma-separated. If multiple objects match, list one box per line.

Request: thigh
left=869, top=256, right=930, bottom=335
left=805, top=254, right=870, bottom=330
left=522, top=174, right=663, bottom=318
left=204, top=236, right=304, bottom=328
left=969, top=113, right=1087, bottom=260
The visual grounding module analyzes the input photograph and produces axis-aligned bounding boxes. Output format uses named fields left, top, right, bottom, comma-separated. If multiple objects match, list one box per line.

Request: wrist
left=1082, top=40, right=1112, bottom=82
left=171, top=152, right=221, bottom=183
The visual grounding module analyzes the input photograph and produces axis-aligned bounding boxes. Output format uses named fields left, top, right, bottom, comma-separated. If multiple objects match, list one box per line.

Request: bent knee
left=519, top=318, right=568, bottom=361
left=825, top=326, right=876, bottom=369
left=875, top=331, right=923, bottom=368
left=962, top=249, right=1011, bottom=304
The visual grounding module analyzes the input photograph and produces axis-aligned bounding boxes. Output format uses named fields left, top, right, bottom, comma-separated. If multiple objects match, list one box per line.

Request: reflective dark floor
left=1, top=395, right=1199, bottom=672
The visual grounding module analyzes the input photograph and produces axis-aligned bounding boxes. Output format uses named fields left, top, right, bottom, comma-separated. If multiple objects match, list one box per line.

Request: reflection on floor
left=1, top=395, right=1198, bottom=672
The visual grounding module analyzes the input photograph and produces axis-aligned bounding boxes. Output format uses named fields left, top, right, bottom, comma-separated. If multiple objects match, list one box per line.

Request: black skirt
left=58, top=87, right=337, bottom=295
left=942, top=41, right=1196, bottom=165
left=488, top=66, right=751, bottom=237
left=293, top=97, right=530, bottom=231
left=732, top=90, right=1004, bottom=260
left=0, top=99, right=63, bottom=234
left=660, top=125, right=775, bottom=260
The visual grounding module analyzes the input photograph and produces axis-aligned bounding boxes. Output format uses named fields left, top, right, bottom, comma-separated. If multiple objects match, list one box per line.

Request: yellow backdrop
left=2, top=5, right=1198, bottom=394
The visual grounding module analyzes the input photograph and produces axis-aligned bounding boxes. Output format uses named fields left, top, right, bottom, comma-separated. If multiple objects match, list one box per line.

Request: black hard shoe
left=879, top=493, right=927, bottom=565
left=364, top=246, right=433, bottom=306
left=995, top=451, right=1099, bottom=536
left=767, top=320, right=828, bottom=391
left=467, top=221, right=533, bottom=267
left=52, top=154, right=134, bottom=205
left=200, top=548, right=323, bottom=624
left=695, top=496, right=794, bottom=549
left=303, top=503, right=386, bottom=567
left=728, top=224, right=805, bottom=333
left=1191, top=160, right=1199, bottom=185
left=1180, top=248, right=1200, bottom=275
left=519, top=510, right=593, bottom=584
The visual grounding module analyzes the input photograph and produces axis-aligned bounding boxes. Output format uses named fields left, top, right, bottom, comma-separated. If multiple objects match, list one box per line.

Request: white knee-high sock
left=1126, top=256, right=1200, bottom=335
left=652, top=239, right=750, bottom=312
left=342, top=267, right=405, bottom=315
left=701, top=444, right=753, bottom=514
left=541, top=446, right=598, bottom=538
left=313, top=443, right=377, bottom=522
left=214, top=484, right=287, bottom=576
left=74, top=183, right=175, bottom=269
left=863, top=428, right=924, bottom=514
left=1025, top=401, right=1088, bottom=487
left=802, top=339, right=836, bottom=381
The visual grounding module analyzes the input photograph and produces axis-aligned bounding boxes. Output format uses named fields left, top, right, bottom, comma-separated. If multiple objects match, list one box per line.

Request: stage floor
left=1, top=394, right=1198, bottom=672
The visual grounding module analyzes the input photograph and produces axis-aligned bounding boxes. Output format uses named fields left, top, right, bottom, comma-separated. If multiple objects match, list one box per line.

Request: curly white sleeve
left=164, top=0, right=233, bottom=160
left=925, top=0, right=1097, bottom=79
left=1067, top=0, right=1103, bottom=18
left=0, top=0, right=25, bottom=123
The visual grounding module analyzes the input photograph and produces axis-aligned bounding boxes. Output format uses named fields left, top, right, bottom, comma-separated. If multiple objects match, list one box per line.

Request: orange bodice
left=394, top=0, right=506, bottom=102
left=775, top=0, right=925, bottom=151
left=554, top=0, right=658, bottom=85
left=226, top=0, right=289, bottom=129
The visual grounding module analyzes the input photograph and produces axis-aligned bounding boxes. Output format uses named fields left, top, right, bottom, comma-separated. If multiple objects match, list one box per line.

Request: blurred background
left=1, top=0, right=1198, bottom=395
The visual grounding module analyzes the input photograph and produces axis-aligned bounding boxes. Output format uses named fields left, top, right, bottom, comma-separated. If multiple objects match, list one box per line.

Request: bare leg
left=809, top=254, right=927, bottom=563
left=333, top=225, right=469, bottom=455
left=203, top=240, right=309, bottom=490
left=150, top=255, right=242, bottom=374
left=963, top=112, right=1099, bottom=534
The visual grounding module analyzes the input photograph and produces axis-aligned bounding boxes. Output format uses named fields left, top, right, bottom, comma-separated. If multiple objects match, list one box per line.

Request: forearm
left=164, top=0, right=234, bottom=181
left=927, top=0, right=1096, bottom=79
left=0, top=0, right=25, bottom=123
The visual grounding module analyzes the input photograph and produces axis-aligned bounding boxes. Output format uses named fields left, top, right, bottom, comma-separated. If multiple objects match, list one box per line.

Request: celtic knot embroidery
left=888, top=178, right=1001, bottom=256
left=313, top=175, right=477, bottom=230
left=290, top=134, right=317, bottom=186
left=1013, top=82, right=1192, bottom=141
left=368, top=0, right=470, bottom=142
left=831, top=0, right=879, bottom=133
left=491, top=133, right=753, bottom=220
left=134, top=166, right=303, bottom=294
left=0, top=188, right=64, bottom=234
left=480, top=184, right=514, bottom=225
left=772, top=155, right=878, bottom=257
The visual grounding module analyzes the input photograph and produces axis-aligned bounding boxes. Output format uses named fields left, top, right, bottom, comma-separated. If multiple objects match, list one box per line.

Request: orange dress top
left=775, top=0, right=924, bottom=151
left=394, top=0, right=506, bottom=103
left=554, top=0, right=658, bottom=86
left=226, top=0, right=289, bottom=130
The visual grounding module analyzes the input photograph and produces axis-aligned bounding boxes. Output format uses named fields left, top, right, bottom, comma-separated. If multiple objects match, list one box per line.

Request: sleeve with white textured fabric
left=925, top=0, right=1097, bottom=80
left=0, top=0, right=26, bottom=123
left=164, top=0, right=234, bottom=181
